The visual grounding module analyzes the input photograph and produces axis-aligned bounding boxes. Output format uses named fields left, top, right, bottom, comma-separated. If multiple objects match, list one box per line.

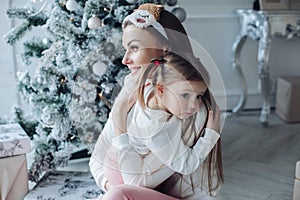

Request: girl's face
left=122, top=25, right=165, bottom=76
left=160, top=81, right=207, bottom=120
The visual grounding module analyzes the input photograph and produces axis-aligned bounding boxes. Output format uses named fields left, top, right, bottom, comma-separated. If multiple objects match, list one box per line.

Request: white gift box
left=0, top=123, right=31, bottom=200
left=24, top=171, right=104, bottom=200
left=0, top=123, right=31, bottom=158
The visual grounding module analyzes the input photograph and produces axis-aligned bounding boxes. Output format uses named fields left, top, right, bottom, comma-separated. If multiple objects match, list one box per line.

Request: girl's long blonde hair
left=137, top=52, right=224, bottom=194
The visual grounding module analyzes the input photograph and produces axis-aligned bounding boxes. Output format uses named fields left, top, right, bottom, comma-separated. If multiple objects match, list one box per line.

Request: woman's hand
left=111, top=74, right=138, bottom=136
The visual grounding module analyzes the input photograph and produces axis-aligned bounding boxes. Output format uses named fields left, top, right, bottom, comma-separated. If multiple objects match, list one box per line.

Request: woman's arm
left=89, top=116, right=115, bottom=190
left=111, top=74, right=137, bottom=136
left=111, top=134, right=175, bottom=188
left=90, top=73, right=140, bottom=189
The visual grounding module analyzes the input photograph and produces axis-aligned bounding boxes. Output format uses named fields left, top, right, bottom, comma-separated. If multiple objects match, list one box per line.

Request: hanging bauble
left=126, top=0, right=138, bottom=4
left=66, top=0, right=78, bottom=11
left=92, top=60, right=107, bottom=76
left=166, top=0, right=177, bottom=6
left=104, top=42, right=115, bottom=55
left=88, top=16, right=102, bottom=30
left=171, top=7, right=186, bottom=22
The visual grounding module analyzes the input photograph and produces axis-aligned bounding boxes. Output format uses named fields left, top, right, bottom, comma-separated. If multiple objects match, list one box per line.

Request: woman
left=89, top=3, right=223, bottom=199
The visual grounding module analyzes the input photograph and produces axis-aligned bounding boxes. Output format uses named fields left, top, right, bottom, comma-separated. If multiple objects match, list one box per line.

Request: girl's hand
left=206, top=105, right=221, bottom=133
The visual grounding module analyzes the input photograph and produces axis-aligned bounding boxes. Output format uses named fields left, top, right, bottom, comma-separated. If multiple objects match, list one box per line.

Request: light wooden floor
left=221, top=111, right=300, bottom=200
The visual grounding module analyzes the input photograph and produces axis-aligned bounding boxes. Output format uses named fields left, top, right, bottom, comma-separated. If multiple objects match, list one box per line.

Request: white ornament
left=92, top=60, right=107, bottom=76
left=66, top=0, right=78, bottom=11
left=42, top=38, right=50, bottom=45
left=88, top=16, right=102, bottom=30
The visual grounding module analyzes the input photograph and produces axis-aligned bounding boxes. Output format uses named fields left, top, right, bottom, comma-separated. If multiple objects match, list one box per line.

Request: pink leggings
left=102, top=184, right=179, bottom=200
left=102, top=150, right=178, bottom=199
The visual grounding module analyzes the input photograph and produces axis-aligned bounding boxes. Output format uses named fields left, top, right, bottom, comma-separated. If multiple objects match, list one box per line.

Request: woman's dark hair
left=124, top=4, right=195, bottom=56
left=158, top=9, right=194, bottom=55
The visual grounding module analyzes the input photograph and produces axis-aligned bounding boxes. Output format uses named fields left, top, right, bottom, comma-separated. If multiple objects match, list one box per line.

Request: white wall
left=1, top=0, right=300, bottom=117
left=178, top=0, right=300, bottom=110
left=0, top=0, right=19, bottom=117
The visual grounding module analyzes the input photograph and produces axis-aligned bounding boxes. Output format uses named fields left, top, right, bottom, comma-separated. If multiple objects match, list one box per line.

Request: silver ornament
left=126, top=0, right=138, bottom=4
left=104, top=43, right=115, bottom=55
left=167, top=0, right=177, bottom=6
left=172, top=7, right=186, bottom=22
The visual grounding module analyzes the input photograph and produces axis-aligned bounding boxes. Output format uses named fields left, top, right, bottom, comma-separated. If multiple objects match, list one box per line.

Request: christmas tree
left=4, top=0, right=186, bottom=182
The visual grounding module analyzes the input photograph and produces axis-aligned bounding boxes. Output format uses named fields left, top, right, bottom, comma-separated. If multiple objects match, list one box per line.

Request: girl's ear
left=156, top=83, right=164, bottom=96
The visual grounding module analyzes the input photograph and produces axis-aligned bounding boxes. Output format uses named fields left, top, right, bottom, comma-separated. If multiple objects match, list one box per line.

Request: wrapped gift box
left=0, top=123, right=31, bottom=200
left=0, top=123, right=31, bottom=157
left=24, top=171, right=104, bottom=200
left=276, top=76, right=300, bottom=123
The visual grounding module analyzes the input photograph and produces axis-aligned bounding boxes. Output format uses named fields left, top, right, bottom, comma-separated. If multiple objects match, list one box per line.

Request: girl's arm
left=112, top=107, right=220, bottom=188
left=127, top=106, right=220, bottom=176
left=112, top=127, right=220, bottom=188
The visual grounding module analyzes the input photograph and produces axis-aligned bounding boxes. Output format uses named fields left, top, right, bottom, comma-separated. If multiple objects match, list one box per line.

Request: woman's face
left=122, top=25, right=165, bottom=76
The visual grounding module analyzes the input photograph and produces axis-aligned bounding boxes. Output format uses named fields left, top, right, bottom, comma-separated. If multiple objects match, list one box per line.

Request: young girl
left=103, top=51, right=220, bottom=180
left=102, top=52, right=223, bottom=200
left=89, top=3, right=223, bottom=199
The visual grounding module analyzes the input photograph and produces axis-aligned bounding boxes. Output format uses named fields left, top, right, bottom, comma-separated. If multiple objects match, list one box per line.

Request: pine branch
left=4, top=21, right=31, bottom=45
left=11, top=107, right=38, bottom=140
left=6, top=7, right=36, bottom=19
left=21, top=37, right=52, bottom=65
left=4, top=7, right=48, bottom=45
